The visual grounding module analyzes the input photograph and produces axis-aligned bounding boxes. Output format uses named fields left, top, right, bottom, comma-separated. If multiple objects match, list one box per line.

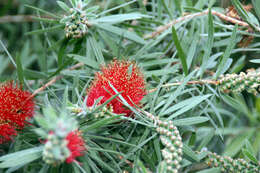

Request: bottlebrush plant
left=0, top=0, right=260, bottom=173
left=0, top=82, right=34, bottom=144
left=86, top=60, right=146, bottom=116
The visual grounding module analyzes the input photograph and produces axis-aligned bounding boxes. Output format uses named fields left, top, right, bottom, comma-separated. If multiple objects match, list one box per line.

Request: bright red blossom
left=0, top=82, right=35, bottom=144
left=0, top=124, right=17, bottom=144
left=87, top=60, right=146, bottom=116
left=65, top=131, right=85, bottom=163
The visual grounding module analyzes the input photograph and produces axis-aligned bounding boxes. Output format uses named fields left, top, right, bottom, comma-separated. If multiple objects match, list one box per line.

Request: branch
left=30, top=62, right=84, bottom=98
left=144, top=10, right=209, bottom=39
left=145, top=9, right=260, bottom=39
left=31, top=66, right=217, bottom=98
left=148, top=79, right=219, bottom=93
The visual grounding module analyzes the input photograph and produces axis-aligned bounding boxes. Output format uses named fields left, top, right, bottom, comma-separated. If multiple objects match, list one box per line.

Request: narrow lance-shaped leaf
left=88, top=36, right=105, bottom=64
left=93, top=13, right=150, bottom=24
left=173, top=117, right=210, bottom=126
left=231, top=0, right=260, bottom=32
left=0, top=147, right=43, bottom=168
left=25, top=5, right=60, bottom=19
left=57, top=1, right=70, bottom=12
left=172, top=26, right=188, bottom=76
left=252, top=0, right=260, bottom=20
left=16, top=54, right=24, bottom=86
left=215, top=25, right=237, bottom=78
left=95, top=24, right=146, bottom=44
left=25, top=25, right=64, bottom=35
left=200, top=9, right=214, bottom=77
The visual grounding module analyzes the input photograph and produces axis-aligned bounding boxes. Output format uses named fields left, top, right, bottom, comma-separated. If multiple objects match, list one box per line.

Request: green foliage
left=0, top=0, right=260, bottom=173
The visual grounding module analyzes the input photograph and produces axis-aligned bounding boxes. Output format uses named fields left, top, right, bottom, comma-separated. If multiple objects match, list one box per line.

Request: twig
left=67, top=62, right=84, bottom=70
left=145, top=9, right=260, bottom=39
left=31, top=67, right=217, bottom=97
left=148, top=79, right=218, bottom=93
left=30, top=62, right=84, bottom=98
left=211, top=10, right=250, bottom=28
left=30, top=76, right=63, bottom=98
left=144, top=10, right=209, bottom=39
left=31, top=61, right=218, bottom=97
left=0, top=15, right=52, bottom=23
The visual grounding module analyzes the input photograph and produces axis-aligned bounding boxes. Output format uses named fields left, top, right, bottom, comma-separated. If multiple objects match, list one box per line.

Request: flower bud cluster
left=37, top=107, right=85, bottom=165
left=93, top=105, right=114, bottom=118
left=42, top=132, right=70, bottom=165
left=207, top=152, right=260, bottom=173
left=156, top=119, right=183, bottom=173
left=63, top=8, right=89, bottom=38
left=219, top=69, right=260, bottom=95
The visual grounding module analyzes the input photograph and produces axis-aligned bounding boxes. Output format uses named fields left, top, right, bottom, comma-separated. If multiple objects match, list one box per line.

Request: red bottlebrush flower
left=65, top=131, right=85, bottom=163
left=86, top=60, right=146, bottom=116
left=0, top=124, right=17, bottom=144
left=0, top=82, right=35, bottom=143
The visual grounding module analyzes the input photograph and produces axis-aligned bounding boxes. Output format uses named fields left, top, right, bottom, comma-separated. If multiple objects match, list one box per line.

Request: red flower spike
left=0, top=82, right=35, bottom=143
left=0, top=123, right=17, bottom=144
left=65, top=131, right=85, bottom=163
left=86, top=60, right=146, bottom=116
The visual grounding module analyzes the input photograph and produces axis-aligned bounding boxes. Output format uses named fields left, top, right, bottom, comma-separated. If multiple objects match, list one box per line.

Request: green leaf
left=224, top=129, right=254, bottom=157
left=25, top=25, right=64, bottom=35
left=242, top=149, right=259, bottom=164
left=215, top=25, right=237, bottom=78
left=81, top=115, right=122, bottom=132
left=165, top=94, right=212, bottom=119
left=0, top=55, right=9, bottom=75
left=84, top=6, right=99, bottom=14
left=0, top=147, right=43, bottom=168
left=173, top=117, right=209, bottom=126
left=231, top=0, right=260, bottom=32
left=156, top=161, right=167, bottom=173
left=172, top=26, right=188, bottom=76
left=243, top=140, right=258, bottom=164
left=98, top=30, right=119, bottom=56
left=25, top=5, right=60, bottom=19
left=198, top=129, right=215, bottom=151
left=49, top=58, right=74, bottom=79
left=68, top=54, right=99, bottom=69
left=245, top=139, right=256, bottom=156
left=174, top=0, right=183, bottom=14
left=0, top=39, right=16, bottom=68
left=161, top=0, right=173, bottom=19
left=16, top=54, right=24, bottom=86
left=159, top=70, right=197, bottom=115
left=88, top=36, right=105, bottom=64
left=249, top=59, right=260, bottom=63
left=69, top=0, right=76, bottom=7
left=136, top=160, right=149, bottom=173
left=187, top=31, right=199, bottom=68
left=252, top=0, right=260, bottom=20
left=144, top=66, right=178, bottom=77
left=96, top=24, right=146, bottom=44
left=24, top=69, right=48, bottom=79
left=94, top=13, right=150, bottom=24
left=57, top=1, right=70, bottom=12
left=31, top=16, right=59, bottom=23
left=58, top=38, right=69, bottom=67
left=99, top=0, right=138, bottom=16
left=200, top=9, right=214, bottom=76
left=197, top=168, right=221, bottom=173
left=183, top=143, right=200, bottom=162
left=231, top=0, right=249, bottom=18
